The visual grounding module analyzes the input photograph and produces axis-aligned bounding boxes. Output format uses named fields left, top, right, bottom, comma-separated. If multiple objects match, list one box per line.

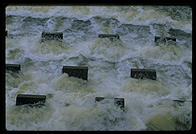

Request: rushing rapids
left=5, top=6, right=192, bottom=130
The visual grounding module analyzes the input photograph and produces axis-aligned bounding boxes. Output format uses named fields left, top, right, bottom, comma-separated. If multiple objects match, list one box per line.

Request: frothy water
left=6, top=6, right=192, bottom=130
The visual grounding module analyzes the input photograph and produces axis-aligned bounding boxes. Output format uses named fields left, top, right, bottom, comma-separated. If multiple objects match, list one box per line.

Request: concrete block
left=41, top=32, right=63, bottom=41
left=114, top=98, right=125, bottom=110
left=6, top=64, right=21, bottom=72
left=95, top=97, right=125, bottom=110
left=155, top=36, right=176, bottom=43
left=62, top=66, right=88, bottom=80
left=131, top=68, right=156, bottom=80
left=95, top=97, right=105, bottom=102
left=173, top=99, right=192, bottom=103
left=168, top=28, right=191, bottom=39
left=16, top=94, right=46, bottom=106
left=173, top=99, right=185, bottom=103
left=98, top=34, right=120, bottom=40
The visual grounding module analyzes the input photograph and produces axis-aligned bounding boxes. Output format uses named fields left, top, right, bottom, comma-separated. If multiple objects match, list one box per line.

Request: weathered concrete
left=98, top=34, right=120, bottom=40
left=114, top=98, right=125, bottom=110
left=6, top=64, right=21, bottom=72
left=155, top=36, right=176, bottom=43
left=62, top=66, right=88, bottom=80
left=95, top=97, right=125, bottom=110
left=95, top=97, right=105, bottom=102
left=16, top=94, right=46, bottom=106
left=131, top=68, right=156, bottom=80
left=41, top=32, right=63, bottom=41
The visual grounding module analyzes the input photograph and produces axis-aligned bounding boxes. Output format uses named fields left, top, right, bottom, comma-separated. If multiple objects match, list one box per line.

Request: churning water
left=5, top=6, right=192, bottom=130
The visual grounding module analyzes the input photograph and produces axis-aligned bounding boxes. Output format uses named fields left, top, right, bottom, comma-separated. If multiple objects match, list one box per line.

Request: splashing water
left=6, top=6, right=192, bottom=130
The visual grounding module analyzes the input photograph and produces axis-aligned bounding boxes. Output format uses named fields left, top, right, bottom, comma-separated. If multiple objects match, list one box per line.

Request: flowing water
left=5, top=6, right=192, bottom=131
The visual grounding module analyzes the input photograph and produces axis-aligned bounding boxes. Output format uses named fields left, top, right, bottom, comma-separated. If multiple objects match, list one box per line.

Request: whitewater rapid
left=6, top=6, right=192, bottom=130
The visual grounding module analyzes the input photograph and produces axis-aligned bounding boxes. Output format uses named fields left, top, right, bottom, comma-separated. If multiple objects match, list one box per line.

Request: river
left=5, top=6, right=192, bottom=130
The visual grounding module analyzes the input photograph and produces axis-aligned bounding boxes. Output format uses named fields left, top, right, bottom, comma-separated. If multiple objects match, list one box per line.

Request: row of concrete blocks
left=7, top=64, right=154, bottom=110
left=8, top=64, right=189, bottom=109
left=15, top=94, right=190, bottom=110
left=6, top=31, right=176, bottom=43
left=40, top=32, right=177, bottom=43
left=42, top=32, right=120, bottom=41
left=16, top=94, right=125, bottom=111
left=6, top=64, right=157, bottom=80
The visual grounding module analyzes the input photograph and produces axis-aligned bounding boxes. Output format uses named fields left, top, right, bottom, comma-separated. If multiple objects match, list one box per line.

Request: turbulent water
left=5, top=6, right=192, bottom=131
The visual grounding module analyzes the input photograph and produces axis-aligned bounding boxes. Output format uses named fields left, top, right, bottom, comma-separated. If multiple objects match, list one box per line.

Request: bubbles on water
left=88, top=38, right=127, bottom=62
left=145, top=106, right=176, bottom=130
left=5, top=6, right=192, bottom=130
left=6, top=104, right=54, bottom=130
left=51, top=73, right=87, bottom=92
left=140, top=43, right=183, bottom=62
left=122, top=78, right=170, bottom=96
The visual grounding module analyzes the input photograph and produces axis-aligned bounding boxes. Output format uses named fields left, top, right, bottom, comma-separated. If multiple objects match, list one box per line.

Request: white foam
left=6, top=6, right=192, bottom=131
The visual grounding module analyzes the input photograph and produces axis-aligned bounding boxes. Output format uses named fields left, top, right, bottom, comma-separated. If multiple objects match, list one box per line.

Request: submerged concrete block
left=173, top=99, right=192, bottom=103
left=95, top=97, right=105, bottom=102
left=6, top=64, right=21, bottom=72
left=62, top=66, right=88, bottom=80
left=98, top=34, right=120, bottom=40
left=6, top=30, right=7, bottom=36
left=155, top=36, right=176, bottom=43
left=95, top=97, right=125, bottom=110
left=173, top=99, right=185, bottom=103
left=41, top=32, right=63, bottom=41
left=173, top=99, right=192, bottom=107
left=114, top=98, right=125, bottom=110
left=131, top=68, right=156, bottom=80
left=168, top=28, right=192, bottom=39
left=16, top=94, right=46, bottom=106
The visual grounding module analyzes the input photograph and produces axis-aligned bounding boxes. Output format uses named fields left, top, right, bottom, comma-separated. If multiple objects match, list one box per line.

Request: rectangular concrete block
left=6, top=64, right=21, bottom=72
left=114, top=98, right=125, bottom=110
left=173, top=99, right=192, bottom=107
left=95, top=97, right=125, bottom=110
left=131, top=68, right=156, bottom=80
left=98, top=34, right=120, bottom=39
left=62, top=66, right=88, bottom=80
left=173, top=99, right=192, bottom=103
left=95, top=97, right=105, bottom=102
left=16, top=94, right=46, bottom=106
left=41, top=32, right=63, bottom=41
left=168, top=28, right=191, bottom=39
left=173, top=99, right=185, bottom=103
left=155, top=36, right=176, bottom=43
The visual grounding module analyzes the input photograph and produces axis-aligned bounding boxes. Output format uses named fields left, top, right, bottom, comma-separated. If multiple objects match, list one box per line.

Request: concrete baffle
left=16, top=94, right=46, bottom=106
left=41, top=32, right=63, bottom=41
left=6, top=64, right=21, bottom=73
left=95, top=97, right=125, bottom=111
left=155, top=36, right=176, bottom=43
left=98, top=34, right=120, bottom=40
left=131, top=68, right=156, bottom=80
left=62, top=66, right=88, bottom=80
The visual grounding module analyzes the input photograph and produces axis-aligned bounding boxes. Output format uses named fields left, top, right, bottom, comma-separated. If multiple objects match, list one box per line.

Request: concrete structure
left=131, top=68, right=156, bottom=80
left=41, top=32, right=63, bottom=41
left=62, top=66, right=88, bottom=80
left=6, top=64, right=21, bottom=72
left=16, top=94, right=46, bottom=106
